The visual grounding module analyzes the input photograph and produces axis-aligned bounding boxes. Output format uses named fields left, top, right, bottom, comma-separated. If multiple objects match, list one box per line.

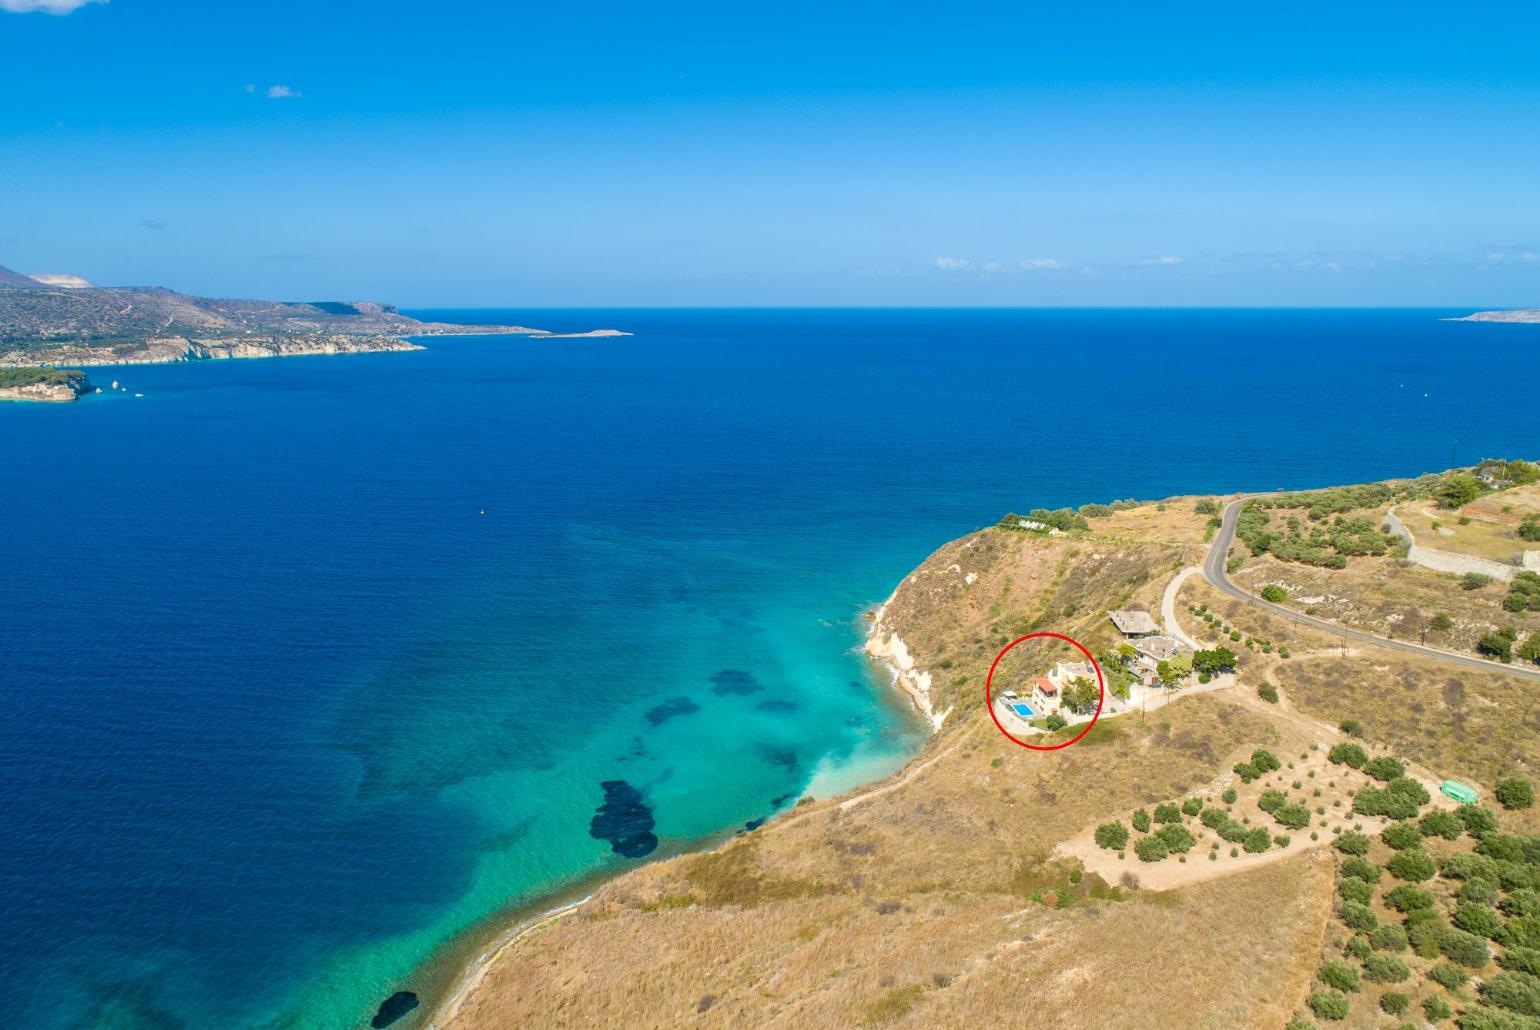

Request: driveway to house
left=1161, top=566, right=1202, bottom=648
left=1204, top=498, right=1540, bottom=682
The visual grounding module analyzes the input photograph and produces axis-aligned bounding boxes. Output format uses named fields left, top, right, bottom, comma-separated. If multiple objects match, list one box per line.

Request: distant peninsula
left=1449, top=308, right=1540, bottom=324
left=0, top=262, right=628, bottom=401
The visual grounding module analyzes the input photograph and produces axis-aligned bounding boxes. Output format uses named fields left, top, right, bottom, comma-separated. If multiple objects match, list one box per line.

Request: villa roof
left=1033, top=677, right=1057, bottom=695
left=1109, top=610, right=1160, bottom=635
left=1133, top=635, right=1183, bottom=660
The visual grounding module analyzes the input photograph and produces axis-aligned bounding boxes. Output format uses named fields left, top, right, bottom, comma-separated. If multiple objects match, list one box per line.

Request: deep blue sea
left=3, top=309, right=1536, bottom=1029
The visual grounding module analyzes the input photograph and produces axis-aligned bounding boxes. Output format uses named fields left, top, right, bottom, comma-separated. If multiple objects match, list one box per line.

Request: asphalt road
left=1203, top=498, right=1540, bottom=683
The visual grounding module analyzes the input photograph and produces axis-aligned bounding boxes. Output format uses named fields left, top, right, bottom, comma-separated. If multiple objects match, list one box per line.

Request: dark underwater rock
left=370, top=991, right=419, bottom=1028
left=757, top=744, right=798, bottom=771
left=709, top=668, right=763, bottom=696
left=770, top=792, right=794, bottom=807
left=589, top=779, right=658, bottom=857
left=645, top=696, right=701, bottom=726
left=755, top=699, right=798, bottom=714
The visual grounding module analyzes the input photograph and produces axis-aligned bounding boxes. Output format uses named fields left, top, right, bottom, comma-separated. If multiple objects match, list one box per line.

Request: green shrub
left=1307, top=990, right=1349, bottom=1021
left=1344, top=935, right=1373, bottom=960
left=1498, top=778, right=1536, bottom=810
left=1506, top=572, right=1540, bottom=614
left=1372, top=924, right=1409, bottom=952
left=1387, top=777, right=1431, bottom=805
left=1354, top=786, right=1420, bottom=820
left=1341, top=857, right=1381, bottom=883
left=1222, top=787, right=1238, bottom=805
left=1481, top=970, right=1540, bottom=1016
left=1045, top=713, right=1068, bottom=730
left=1318, top=960, right=1361, bottom=992
left=1463, top=571, right=1493, bottom=590
left=1480, top=629, right=1518, bottom=661
left=1261, top=584, right=1287, bottom=603
left=1131, top=808, right=1151, bottom=833
left=1260, top=789, right=1287, bottom=813
left=1461, top=878, right=1500, bottom=906
left=1431, top=613, right=1454, bottom=631
left=1339, top=719, right=1364, bottom=737
left=1154, top=802, right=1182, bottom=824
left=1421, top=810, right=1465, bottom=840
left=1275, top=803, right=1312, bottom=830
left=1387, top=850, right=1437, bottom=882
left=1429, top=962, right=1470, bottom=989
left=1382, top=822, right=1424, bottom=850
left=1155, top=824, right=1196, bottom=853
left=1364, top=756, right=1406, bottom=781
left=1335, top=832, right=1373, bottom=856
left=1455, top=902, right=1506, bottom=939
left=1422, top=995, right=1452, bottom=1022
left=1328, top=743, right=1368, bottom=768
left=1501, top=947, right=1540, bottom=977
left=1508, top=915, right=1540, bottom=949
left=1410, top=923, right=1444, bottom=959
left=1339, top=900, right=1377, bottom=932
left=1504, top=891, right=1540, bottom=919
left=1439, top=928, right=1491, bottom=967
left=1218, top=820, right=1249, bottom=843
left=1364, top=952, right=1410, bottom=982
left=1201, top=806, right=1229, bottom=829
left=1258, top=683, right=1279, bottom=703
left=1443, top=852, right=1501, bottom=881
left=1094, top=822, right=1129, bottom=850
left=1243, top=827, right=1272, bottom=853
left=1234, top=762, right=1260, bottom=783
left=1339, top=877, right=1374, bottom=904
left=1460, top=806, right=1501, bottom=837
left=1181, top=797, right=1203, bottom=816
left=1379, top=992, right=1410, bottom=1016
left=1384, top=884, right=1434, bottom=911
left=1252, top=748, right=1281, bottom=772
left=1134, top=836, right=1168, bottom=862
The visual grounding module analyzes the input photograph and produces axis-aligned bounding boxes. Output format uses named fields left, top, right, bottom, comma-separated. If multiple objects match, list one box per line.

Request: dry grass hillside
left=439, top=484, right=1540, bottom=1029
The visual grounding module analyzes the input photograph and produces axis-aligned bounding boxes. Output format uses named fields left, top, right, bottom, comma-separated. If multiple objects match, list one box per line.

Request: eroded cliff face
left=0, top=376, right=91, bottom=402
left=0, top=334, right=426, bottom=367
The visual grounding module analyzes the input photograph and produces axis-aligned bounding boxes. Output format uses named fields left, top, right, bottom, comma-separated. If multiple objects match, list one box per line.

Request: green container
left=1441, top=780, right=1479, bottom=805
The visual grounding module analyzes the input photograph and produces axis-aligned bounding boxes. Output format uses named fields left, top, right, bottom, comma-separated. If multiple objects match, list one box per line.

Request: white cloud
left=1140, top=255, right=1183, bottom=266
left=266, top=85, right=302, bottom=99
left=0, top=0, right=104, bottom=13
left=982, top=261, right=1002, bottom=272
left=1018, top=257, right=1063, bottom=271
left=933, top=256, right=970, bottom=270
left=1520, top=251, right=1538, bottom=264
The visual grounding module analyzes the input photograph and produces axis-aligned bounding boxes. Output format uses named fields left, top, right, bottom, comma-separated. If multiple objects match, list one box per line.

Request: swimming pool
left=1008, top=702, right=1035, bottom=718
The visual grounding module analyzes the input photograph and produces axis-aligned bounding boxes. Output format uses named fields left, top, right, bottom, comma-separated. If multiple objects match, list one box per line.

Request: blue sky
left=2, top=1, right=1538, bottom=306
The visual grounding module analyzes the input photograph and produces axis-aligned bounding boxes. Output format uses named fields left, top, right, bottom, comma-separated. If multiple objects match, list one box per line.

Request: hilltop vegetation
left=0, top=366, right=87, bottom=388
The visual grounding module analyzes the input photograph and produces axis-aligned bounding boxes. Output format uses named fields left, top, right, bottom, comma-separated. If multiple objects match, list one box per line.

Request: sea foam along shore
left=863, top=597, right=951, bottom=731
left=425, top=893, right=593, bottom=1029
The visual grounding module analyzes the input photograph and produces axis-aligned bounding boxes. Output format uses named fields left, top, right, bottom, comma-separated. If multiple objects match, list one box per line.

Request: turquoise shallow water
left=2, top=309, right=1536, bottom=1028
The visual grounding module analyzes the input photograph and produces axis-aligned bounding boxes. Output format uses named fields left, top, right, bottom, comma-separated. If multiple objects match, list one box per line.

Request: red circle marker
left=984, top=632, right=1105, bottom=751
